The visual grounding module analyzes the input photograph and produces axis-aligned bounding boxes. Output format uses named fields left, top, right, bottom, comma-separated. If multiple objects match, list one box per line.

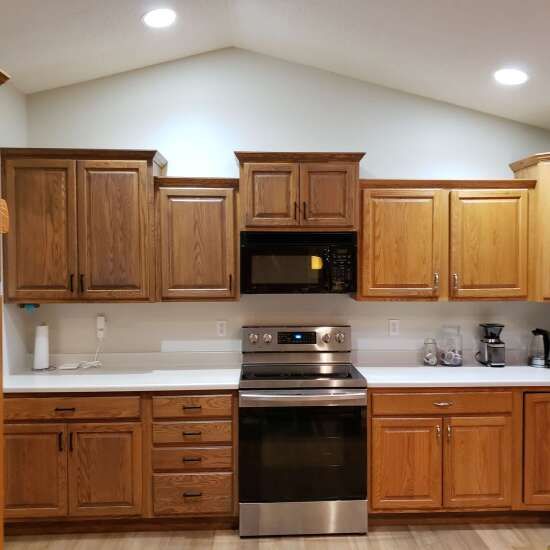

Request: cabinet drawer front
left=153, top=421, right=232, bottom=445
left=152, top=447, right=233, bottom=472
left=152, top=394, right=232, bottom=419
left=5, top=396, right=141, bottom=421
left=371, top=391, right=512, bottom=416
left=153, top=473, right=232, bottom=515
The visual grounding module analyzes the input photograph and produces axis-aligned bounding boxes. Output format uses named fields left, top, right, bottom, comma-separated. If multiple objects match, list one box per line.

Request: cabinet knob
left=447, top=425, right=452, bottom=441
left=433, top=272, right=440, bottom=291
left=436, top=425, right=441, bottom=440
left=452, top=273, right=459, bottom=291
left=433, top=401, right=453, bottom=408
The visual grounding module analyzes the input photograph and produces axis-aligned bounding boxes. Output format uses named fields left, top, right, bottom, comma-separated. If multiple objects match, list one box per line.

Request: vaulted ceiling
left=2, top=0, right=550, bottom=129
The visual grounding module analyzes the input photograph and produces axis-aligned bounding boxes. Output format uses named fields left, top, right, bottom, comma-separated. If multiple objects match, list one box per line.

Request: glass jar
left=423, top=338, right=438, bottom=366
left=439, top=325, right=463, bottom=366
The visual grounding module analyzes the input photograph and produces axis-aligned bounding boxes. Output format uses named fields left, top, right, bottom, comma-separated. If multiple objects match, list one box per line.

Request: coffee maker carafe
left=528, top=328, right=550, bottom=368
left=476, top=323, right=505, bottom=368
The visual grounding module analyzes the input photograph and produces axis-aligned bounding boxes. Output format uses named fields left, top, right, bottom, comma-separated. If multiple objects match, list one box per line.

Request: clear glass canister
left=423, top=338, right=438, bottom=366
left=439, top=326, right=463, bottom=366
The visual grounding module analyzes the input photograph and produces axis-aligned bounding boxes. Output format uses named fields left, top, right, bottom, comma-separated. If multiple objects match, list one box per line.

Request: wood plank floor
left=5, top=525, right=550, bottom=550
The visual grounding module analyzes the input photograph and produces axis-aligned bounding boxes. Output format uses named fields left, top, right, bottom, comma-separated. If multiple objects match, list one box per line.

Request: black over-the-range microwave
left=240, top=232, right=357, bottom=294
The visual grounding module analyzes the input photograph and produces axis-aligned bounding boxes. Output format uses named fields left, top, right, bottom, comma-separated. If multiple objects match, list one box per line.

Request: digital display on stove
left=278, top=331, right=317, bottom=344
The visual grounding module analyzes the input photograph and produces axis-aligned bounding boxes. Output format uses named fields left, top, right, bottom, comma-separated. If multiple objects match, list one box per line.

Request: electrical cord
left=57, top=338, right=103, bottom=370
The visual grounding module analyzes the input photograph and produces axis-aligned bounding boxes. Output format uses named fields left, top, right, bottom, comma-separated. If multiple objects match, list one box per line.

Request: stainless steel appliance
left=240, top=232, right=356, bottom=294
left=476, top=323, right=506, bottom=367
left=238, top=325, right=367, bottom=537
left=528, top=328, right=550, bottom=368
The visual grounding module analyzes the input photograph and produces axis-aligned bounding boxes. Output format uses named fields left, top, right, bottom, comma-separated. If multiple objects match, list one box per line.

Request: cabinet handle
left=55, top=407, right=76, bottom=413
left=447, top=425, right=452, bottom=441
left=58, top=432, right=64, bottom=452
left=452, top=273, right=459, bottom=291
left=69, top=432, right=74, bottom=452
left=69, top=273, right=74, bottom=293
left=303, top=201, right=307, bottom=218
left=182, top=457, right=202, bottom=463
left=182, top=405, right=202, bottom=411
left=182, top=431, right=202, bottom=437
left=79, top=274, right=85, bottom=293
left=433, top=401, right=453, bottom=408
left=433, top=272, right=440, bottom=291
left=183, top=491, right=202, bottom=498
left=229, top=274, right=233, bottom=293
left=294, top=201, right=298, bottom=220
left=436, top=425, right=441, bottom=440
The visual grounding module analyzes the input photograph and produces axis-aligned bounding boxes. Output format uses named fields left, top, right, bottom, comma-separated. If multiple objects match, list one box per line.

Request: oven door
left=241, top=244, right=330, bottom=293
left=239, top=389, right=367, bottom=504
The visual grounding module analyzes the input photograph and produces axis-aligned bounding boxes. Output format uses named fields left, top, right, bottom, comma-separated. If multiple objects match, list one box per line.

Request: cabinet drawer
left=5, top=396, right=141, bottom=421
left=153, top=447, right=233, bottom=472
left=152, top=394, right=232, bottom=419
left=153, top=421, right=232, bottom=445
left=153, top=473, right=232, bottom=515
left=371, top=391, right=512, bottom=416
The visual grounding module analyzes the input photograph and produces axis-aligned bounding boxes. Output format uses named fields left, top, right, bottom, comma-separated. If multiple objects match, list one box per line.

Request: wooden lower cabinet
left=371, top=417, right=442, bottom=510
left=4, top=424, right=68, bottom=519
left=68, top=423, right=142, bottom=517
left=524, top=393, right=550, bottom=505
left=444, top=416, right=512, bottom=508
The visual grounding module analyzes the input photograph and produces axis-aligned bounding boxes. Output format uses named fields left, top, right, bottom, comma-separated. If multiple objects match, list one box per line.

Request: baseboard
left=369, top=511, right=550, bottom=526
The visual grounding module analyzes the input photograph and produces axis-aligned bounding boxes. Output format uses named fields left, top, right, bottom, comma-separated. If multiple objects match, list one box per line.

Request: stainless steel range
left=238, top=325, right=367, bottom=537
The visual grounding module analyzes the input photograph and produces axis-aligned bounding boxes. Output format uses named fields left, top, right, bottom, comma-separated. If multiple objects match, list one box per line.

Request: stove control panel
left=242, top=326, right=351, bottom=352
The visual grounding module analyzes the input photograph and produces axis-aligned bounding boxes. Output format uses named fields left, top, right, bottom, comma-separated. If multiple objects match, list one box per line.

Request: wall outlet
left=96, top=314, right=106, bottom=340
left=388, top=319, right=400, bottom=336
left=216, top=321, right=227, bottom=337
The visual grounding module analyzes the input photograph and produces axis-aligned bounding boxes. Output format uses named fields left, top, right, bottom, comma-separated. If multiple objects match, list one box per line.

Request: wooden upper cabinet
left=4, top=158, right=78, bottom=301
left=443, top=416, right=511, bottom=509
left=77, top=160, right=150, bottom=300
left=243, top=163, right=299, bottom=227
left=371, top=417, right=442, bottom=510
left=237, top=152, right=364, bottom=230
left=68, top=423, right=142, bottom=517
left=524, top=393, right=550, bottom=506
left=4, top=424, right=68, bottom=519
left=360, top=189, right=444, bottom=299
left=449, top=189, right=528, bottom=299
left=300, top=163, right=356, bottom=227
left=158, top=186, right=236, bottom=299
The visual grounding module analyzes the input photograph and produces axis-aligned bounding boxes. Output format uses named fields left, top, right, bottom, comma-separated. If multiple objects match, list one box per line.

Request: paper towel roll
left=33, top=324, right=49, bottom=371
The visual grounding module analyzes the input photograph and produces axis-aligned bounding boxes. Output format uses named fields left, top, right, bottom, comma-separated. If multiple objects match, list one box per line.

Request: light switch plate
left=216, top=320, right=227, bottom=337
left=388, top=319, right=400, bottom=336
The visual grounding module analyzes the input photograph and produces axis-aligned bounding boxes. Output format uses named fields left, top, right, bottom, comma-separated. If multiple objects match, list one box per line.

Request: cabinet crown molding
left=234, top=151, right=365, bottom=164
left=360, top=178, right=536, bottom=189
left=510, top=153, right=550, bottom=172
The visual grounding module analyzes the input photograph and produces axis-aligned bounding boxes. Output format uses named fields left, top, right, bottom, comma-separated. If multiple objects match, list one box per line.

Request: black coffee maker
left=476, top=323, right=505, bottom=368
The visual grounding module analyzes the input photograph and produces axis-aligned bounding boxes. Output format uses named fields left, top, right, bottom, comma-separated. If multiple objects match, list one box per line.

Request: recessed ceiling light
left=494, top=68, right=529, bottom=86
left=142, top=8, right=177, bottom=28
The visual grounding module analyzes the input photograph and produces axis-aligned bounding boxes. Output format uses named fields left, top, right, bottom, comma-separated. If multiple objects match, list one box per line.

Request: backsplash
left=5, top=297, right=550, bottom=372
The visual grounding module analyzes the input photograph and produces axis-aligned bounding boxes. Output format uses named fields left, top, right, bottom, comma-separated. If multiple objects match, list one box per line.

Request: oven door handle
left=239, top=390, right=367, bottom=408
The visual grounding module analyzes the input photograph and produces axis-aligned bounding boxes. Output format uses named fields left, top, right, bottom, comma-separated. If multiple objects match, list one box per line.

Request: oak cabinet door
left=450, top=189, right=528, bottom=299
left=524, top=394, right=550, bottom=505
left=300, top=163, right=356, bottom=227
left=4, top=424, right=68, bottom=519
left=361, top=189, right=444, bottom=298
left=77, top=160, right=150, bottom=300
left=371, top=417, right=442, bottom=510
left=243, top=163, right=299, bottom=227
left=68, top=423, right=142, bottom=517
left=443, top=416, right=511, bottom=509
left=159, top=187, right=236, bottom=299
left=4, top=159, right=78, bottom=301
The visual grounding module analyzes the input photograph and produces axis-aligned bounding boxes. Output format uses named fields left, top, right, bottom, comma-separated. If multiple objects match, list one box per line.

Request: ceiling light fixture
left=142, top=8, right=177, bottom=28
left=493, top=68, right=529, bottom=86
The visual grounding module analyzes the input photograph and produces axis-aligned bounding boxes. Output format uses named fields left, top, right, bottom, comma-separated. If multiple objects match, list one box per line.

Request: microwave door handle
left=239, top=391, right=367, bottom=408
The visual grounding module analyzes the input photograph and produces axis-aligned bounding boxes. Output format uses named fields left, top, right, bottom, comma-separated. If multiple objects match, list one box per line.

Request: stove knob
left=335, top=332, right=346, bottom=344
left=248, top=333, right=259, bottom=344
left=321, top=333, right=332, bottom=344
left=263, top=333, right=273, bottom=344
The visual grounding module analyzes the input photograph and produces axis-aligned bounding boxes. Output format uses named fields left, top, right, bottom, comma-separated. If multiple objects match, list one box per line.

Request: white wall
left=14, top=48, right=550, bottom=368
left=27, top=48, right=550, bottom=179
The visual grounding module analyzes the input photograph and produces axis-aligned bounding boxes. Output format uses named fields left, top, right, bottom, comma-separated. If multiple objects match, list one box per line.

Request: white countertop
left=359, top=366, right=550, bottom=388
left=4, top=365, right=550, bottom=393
